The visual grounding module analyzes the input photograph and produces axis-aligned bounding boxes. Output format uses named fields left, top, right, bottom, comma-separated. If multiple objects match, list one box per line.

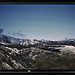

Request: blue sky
left=0, top=4, right=75, bottom=41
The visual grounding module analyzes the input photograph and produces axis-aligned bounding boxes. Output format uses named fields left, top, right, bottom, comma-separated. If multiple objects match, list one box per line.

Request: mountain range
left=0, top=34, right=75, bottom=45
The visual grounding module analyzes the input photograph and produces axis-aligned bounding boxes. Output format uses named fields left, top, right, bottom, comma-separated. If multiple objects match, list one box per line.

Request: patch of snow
left=65, top=45, right=75, bottom=49
left=2, top=62, right=13, bottom=69
left=5, top=47, right=19, bottom=54
left=60, top=45, right=75, bottom=54
left=32, top=55, right=37, bottom=60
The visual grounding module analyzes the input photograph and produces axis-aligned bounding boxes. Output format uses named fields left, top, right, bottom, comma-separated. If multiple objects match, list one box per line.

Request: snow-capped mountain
left=0, top=35, right=39, bottom=45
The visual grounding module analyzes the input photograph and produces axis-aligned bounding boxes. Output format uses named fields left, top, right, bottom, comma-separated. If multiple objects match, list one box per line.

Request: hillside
left=0, top=44, right=75, bottom=70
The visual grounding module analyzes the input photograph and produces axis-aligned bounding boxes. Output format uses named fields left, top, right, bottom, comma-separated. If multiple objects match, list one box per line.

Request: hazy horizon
left=0, top=4, right=75, bottom=41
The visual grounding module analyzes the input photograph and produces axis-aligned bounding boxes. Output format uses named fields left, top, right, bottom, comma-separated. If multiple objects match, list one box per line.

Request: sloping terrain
left=0, top=44, right=75, bottom=70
